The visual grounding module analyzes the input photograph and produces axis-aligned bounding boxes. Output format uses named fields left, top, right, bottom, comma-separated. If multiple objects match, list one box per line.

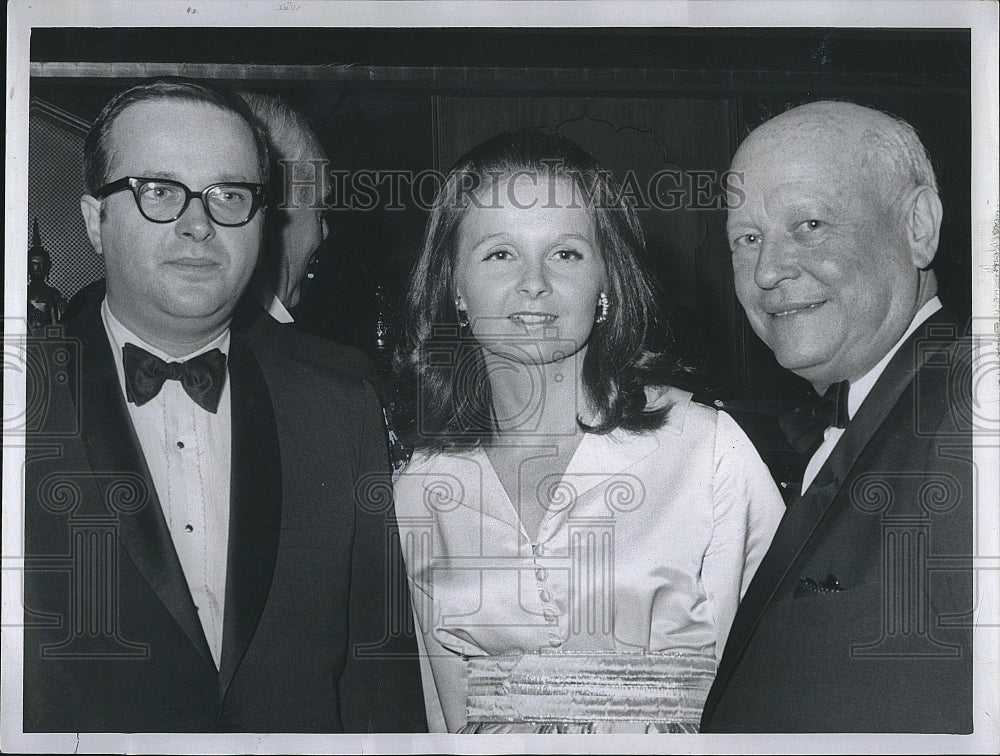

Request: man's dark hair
left=83, top=77, right=270, bottom=196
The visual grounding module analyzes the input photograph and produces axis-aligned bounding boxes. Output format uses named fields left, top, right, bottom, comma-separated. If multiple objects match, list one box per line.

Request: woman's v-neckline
left=478, top=432, right=594, bottom=544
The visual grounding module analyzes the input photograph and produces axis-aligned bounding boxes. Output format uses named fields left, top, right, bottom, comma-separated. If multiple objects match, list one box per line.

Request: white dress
left=393, top=388, right=784, bottom=733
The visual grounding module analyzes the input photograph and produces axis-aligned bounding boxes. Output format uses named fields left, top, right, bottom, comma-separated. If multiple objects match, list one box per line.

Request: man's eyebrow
left=135, top=171, right=180, bottom=181
left=214, top=174, right=255, bottom=184
left=132, top=171, right=256, bottom=184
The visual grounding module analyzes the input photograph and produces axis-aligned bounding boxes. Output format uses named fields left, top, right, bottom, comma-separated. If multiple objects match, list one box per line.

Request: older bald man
left=701, top=101, right=973, bottom=733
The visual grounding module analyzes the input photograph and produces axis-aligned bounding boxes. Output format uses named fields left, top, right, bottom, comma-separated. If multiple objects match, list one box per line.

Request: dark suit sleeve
left=338, top=383, right=428, bottom=733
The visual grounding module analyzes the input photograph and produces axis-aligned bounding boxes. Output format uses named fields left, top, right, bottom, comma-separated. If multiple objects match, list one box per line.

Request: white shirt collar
left=258, top=284, right=295, bottom=324
left=847, top=296, right=942, bottom=419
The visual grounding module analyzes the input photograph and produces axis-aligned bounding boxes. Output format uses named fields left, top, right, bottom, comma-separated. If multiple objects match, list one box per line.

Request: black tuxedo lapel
left=71, top=308, right=214, bottom=666
left=218, top=334, right=282, bottom=699
left=706, top=308, right=959, bottom=722
left=703, top=470, right=842, bottom=720
left=823, top=308, right=959, bottom=486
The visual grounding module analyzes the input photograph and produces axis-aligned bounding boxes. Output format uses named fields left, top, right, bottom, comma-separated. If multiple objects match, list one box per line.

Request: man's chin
left=769, top=343, right=837, bottom=385
left=161, top=300, right=238, bottom=326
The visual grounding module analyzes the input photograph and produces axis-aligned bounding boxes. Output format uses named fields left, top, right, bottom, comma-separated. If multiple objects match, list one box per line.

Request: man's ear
left=80, top=195, right=104, bottom=256
left=903, top=185, right=943, bottom=269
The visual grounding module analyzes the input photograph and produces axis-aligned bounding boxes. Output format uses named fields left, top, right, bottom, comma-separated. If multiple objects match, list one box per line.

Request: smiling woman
left=396, top=131, right=685, bottom=446
left=391, top=131, right=786, bottom=733
left=452, top=173, right=606, bottom=367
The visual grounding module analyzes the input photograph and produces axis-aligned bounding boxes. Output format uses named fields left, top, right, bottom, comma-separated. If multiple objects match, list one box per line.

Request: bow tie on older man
left=122, top=343, right=227, bottom=413
left=779, top=380, right=851, bottom=458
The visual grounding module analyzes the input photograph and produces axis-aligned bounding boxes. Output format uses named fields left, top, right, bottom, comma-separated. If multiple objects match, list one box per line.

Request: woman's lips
left=509, top=312, right=558, bottom=325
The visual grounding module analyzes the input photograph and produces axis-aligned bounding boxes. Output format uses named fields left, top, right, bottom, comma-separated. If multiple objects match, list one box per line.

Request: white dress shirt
left=259, top=283, right=295, bottom=324
left=102, top=299, right=232, bottom=669
left=801, top=296, right=943, bottom=492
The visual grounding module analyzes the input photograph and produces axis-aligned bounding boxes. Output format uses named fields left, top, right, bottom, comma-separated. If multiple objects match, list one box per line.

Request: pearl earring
left=596, top=292, right=610, bottom=324
left=455, top=299, right=470, bottom=328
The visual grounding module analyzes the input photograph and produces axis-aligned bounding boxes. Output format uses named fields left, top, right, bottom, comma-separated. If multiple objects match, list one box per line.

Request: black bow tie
left=122, top=343, right=227, bottom=413
left=779, top=380, right=850, bottom=457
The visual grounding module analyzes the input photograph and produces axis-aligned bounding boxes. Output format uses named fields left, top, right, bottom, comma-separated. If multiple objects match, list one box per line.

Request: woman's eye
left=484, top=249, right=512, bottom=261
left=553, top=248, right=583, bottom=261
left=800, top=219, right=823, bottom=231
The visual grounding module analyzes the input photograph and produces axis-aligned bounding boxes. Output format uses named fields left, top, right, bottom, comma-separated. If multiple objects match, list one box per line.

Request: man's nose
left=753, top=237, right=799, bottom=289
left=173, top=197, right=216, bottom=243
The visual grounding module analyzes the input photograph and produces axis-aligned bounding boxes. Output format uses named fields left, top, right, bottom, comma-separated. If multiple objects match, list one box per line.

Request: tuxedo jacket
left=232, top=299, right=394, bottom=409
left=23, top=302, right=427, bottom=733
left=701, top=309, right=974, bottom=733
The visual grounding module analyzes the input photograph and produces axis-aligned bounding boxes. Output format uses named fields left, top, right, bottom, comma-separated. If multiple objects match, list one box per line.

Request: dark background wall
left=28, top=28, right=972, bottom=412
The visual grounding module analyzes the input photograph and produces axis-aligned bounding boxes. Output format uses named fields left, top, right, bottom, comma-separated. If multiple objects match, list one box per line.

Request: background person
left=237, top=91, right=330, bottom=321
left=393, top=131, right=784, bottom=733
left=236, top=91, right=408, bottom=471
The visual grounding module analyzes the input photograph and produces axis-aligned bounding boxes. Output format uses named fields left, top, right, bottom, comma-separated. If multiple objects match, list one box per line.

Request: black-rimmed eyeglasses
left=94, top=177, right=266, bottom=227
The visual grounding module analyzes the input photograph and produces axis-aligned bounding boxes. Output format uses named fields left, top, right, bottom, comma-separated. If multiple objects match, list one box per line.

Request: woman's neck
left=483, top=349, right=591, bottom=439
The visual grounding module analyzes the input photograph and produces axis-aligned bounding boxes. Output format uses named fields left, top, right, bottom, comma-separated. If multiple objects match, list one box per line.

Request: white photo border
left=4, top=2, right=998, bottom=754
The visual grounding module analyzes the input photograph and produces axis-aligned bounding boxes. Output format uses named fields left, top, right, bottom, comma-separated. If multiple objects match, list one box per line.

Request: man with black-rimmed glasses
left=23, top=78, right=426, bottom=734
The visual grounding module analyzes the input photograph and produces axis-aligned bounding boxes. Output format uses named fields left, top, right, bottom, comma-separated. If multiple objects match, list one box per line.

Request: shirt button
left=542, top=609, right=557, bottom=623
left=539, top=589, right=551, bottom=603
left=548, top=637, right=561, bottom=647
left=176, top=441, right=185, bottom=449
left=185, top=524, right=194, bottom=533
left=535, top=568, right=547, bottom=581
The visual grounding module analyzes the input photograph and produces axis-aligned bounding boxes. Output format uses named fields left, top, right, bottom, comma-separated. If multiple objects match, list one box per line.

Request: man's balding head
left=727, top=100, right=942, bottom=392
left=241, top=93, right=330, bottom=310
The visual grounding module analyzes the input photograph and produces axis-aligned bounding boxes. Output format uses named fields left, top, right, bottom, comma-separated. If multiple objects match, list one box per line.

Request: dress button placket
left=532, top=541, right=561, bottom=646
